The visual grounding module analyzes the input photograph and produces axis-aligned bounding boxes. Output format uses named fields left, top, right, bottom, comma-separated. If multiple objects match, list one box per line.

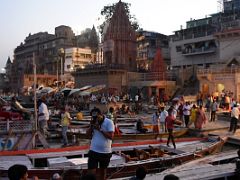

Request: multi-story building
left=63, top=47, right=93, bottom=84
left=171, top=0, right=240, bottom=69
left=64, top=47, right=93, bottom=72
left=136, top=30, right=169, bottom=71
left=170, top=17, right=219, bottom=69
left=9, top=25, right=76, bottom=92
left=73, top=0, right=137, bottom=92
left=73, top=1, right=177, bottom=99
left=170, top=0, right=240, bottom=100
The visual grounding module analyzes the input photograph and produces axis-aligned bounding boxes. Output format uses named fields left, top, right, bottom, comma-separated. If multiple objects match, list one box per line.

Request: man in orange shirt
left=165, top=108, right=176, bottom=149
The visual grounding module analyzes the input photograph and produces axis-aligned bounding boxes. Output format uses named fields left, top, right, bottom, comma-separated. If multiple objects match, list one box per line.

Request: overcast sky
left=0, top=0, right=218, bottom=70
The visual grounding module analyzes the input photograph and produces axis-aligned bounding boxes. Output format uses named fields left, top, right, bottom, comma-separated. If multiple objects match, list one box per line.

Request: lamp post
left=231, top=63, right=235, bottom=74
left=58, top=48, right=65, bottom=87
left=56, top=58, right=59, bottom=88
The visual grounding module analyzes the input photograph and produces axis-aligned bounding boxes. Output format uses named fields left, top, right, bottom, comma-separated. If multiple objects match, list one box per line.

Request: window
left=176, top=46, right=182, bottom=52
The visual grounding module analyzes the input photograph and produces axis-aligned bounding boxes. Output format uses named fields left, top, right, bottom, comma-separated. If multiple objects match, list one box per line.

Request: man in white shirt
left=87, top=108, right=115, bottom=180
left=152, top=110, right=160, bottom=133
left=160, top=106, right=168, bottom=132
left=183, top=102, right=191, bottom=127
left=38, top=97, right=49, bottom=137
left=229, top=104, right=240, bottom=134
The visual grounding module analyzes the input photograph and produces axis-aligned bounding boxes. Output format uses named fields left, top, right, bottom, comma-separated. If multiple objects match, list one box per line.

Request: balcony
left=197, top=66, right=240, bottom=75
left=73, top=63, right=126, bottom=74
left=182, top=47, right=216, bottom=56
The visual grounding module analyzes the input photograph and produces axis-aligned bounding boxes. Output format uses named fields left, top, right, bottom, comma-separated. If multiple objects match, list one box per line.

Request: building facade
left=171, top=0, right=240, bottom=69
left=170, top=0, right=240, bottom=99
left=73, top=1, right=137, bottom=93
left=8, top=25, right=76, bottom=92
left=103, top=1, right=137, bottom=72
left=64, top=47, right=93, bottom=72
left=136, top=30, right=170, bottom=72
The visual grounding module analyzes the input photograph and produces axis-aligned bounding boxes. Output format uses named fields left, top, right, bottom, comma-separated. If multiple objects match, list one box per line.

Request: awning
left=37, top=87, right=54, bottom=94
left=79, top=84, right=106, bottom=96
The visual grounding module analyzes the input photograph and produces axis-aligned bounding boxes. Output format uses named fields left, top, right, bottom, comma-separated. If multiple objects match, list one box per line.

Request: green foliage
left=98, top=2, right=140, bottom=35
left=77, top=26, right=99, bottom=53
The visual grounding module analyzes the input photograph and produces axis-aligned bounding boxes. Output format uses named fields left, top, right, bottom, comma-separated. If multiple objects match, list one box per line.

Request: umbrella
left=68, top=88, right=82, bottom=96
left=84, top=84, right=106, bottom=93
left=172, top=97, right=180, bottom=101
left=79, top=91, right=91, bottom=96
left=79, top=85, right=92, bottom=91
left=60, top=88, right=72, bottom=97
left=60, top=87, right=72, bottom=92
left=68, top=86, right=93, bottom=96
left=47, top=88, right=57, bottom=95
left=36, top=87, right=54, bottom=97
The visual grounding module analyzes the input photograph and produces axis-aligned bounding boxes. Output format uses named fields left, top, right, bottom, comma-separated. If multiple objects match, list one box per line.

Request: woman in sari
left=195, top=105, right=207, bottom=130
left=189, top=104, right=197, bottom=127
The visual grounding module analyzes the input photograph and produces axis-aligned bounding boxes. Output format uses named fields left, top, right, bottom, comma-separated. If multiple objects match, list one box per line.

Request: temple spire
left=103, top=1, right=137, bottom=71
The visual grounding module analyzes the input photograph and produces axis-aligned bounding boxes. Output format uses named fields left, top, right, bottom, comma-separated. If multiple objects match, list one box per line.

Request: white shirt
left=90, top=117, right=115, bottom=153
left=183, top=104, right=191, bottom=116
left=231, top=107, right=240, bottom=119
left=38, top=102, right=49, bottom=121
left=160, top=110, right=168, bottom=123
left=212, top=102, right=218, bottom=111
left=152, top=113, right=160, bottom=125
left=135, top=95, right=139, bottom=102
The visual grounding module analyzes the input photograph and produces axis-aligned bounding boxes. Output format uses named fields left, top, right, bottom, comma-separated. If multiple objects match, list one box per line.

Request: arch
left=217, top=83, right=225, bottom=93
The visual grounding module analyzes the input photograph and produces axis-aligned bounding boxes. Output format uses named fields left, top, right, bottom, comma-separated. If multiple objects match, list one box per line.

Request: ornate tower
left=150, top=49, right=166, bottom=73
left=103, top=0, right=137, bottom=71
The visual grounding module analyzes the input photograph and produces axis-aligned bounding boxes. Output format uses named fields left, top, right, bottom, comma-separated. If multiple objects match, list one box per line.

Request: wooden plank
left=2, top=129, right=13, bottom=151
left=154, top=163, right=235, bottom=180
left=24, top=132, right=36, bottom=150
left=37, top=131, right=50, bottom=149
left=0, top=156, right=33, bottom=170
left=12, top=132, right=25, bottom=150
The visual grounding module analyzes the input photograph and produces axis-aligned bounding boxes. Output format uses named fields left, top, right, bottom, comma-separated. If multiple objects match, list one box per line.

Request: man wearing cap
left=160, top=106, right=168, bottom=133
left=229, top=104, right=240, bottom=134
left=37, top=96, right=49, bottom=137
left=87, top=108, right=115, bottom=180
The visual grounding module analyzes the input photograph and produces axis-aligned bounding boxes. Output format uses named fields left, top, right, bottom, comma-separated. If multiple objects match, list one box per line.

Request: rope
left=107, top=166, right=126, bottom=179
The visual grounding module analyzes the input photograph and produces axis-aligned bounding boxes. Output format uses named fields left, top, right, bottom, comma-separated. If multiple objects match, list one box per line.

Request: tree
left=89, top=26, right=99, bottom=53
left=76, top=27, right=99, bottom=52
left=98, top=2, right=140, bottom=35
left=76, top=28, right=92, bottom=48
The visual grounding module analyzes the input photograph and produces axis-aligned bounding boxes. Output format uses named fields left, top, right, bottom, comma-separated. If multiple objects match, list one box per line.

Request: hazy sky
left=0, top=0, right=218, bottom=70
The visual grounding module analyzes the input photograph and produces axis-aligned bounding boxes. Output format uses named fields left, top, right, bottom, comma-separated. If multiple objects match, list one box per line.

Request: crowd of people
left=3, top=88, right=240, bottom=179
left=7, top=163, right=179, bottom=180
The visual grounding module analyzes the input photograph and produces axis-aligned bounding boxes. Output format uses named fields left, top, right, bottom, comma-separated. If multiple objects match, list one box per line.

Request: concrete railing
left=0, top=120, right=33, bottom=134
left=197, top=67, right=240, bottom=74
left=128, top=72, right=176, bottom=82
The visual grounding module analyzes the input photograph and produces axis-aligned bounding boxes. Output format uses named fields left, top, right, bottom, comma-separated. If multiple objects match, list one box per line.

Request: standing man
left=152, top=110, right=160, bottom=133
left=107, top=107, right=121, bottom=135
left=165, top=108, right=176, bottom=149
left=183, top=102, right=191, bottom=127
left=229, top=104, right=240, bottom=134
left=61, top=105, right=72, bottom=146
left=210, top=99, right=218, bottom=122
left=87, top=108, right=115, bottom=180
left=159, top=106, right=168, bottom=133
left=38, top=96, right=49, bottom=137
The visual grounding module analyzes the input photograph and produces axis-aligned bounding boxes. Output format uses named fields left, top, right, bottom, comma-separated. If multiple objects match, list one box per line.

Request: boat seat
left=149, top=145, right=165, bottom=157
left=120, top=153, right=138, bottom=162
left=134, top=148, right=150, bottom=160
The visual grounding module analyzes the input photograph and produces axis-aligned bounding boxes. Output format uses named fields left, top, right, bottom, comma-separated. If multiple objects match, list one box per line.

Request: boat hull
left=68, top=128, right=188, bottom=140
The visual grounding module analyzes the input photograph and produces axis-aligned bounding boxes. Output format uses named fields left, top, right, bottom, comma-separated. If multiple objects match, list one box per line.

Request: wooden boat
left=57, top=127, right=188, bottom=140
left=146, top=142, right=238, bottom=180
left=0, top=136, right=227, bottom=179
